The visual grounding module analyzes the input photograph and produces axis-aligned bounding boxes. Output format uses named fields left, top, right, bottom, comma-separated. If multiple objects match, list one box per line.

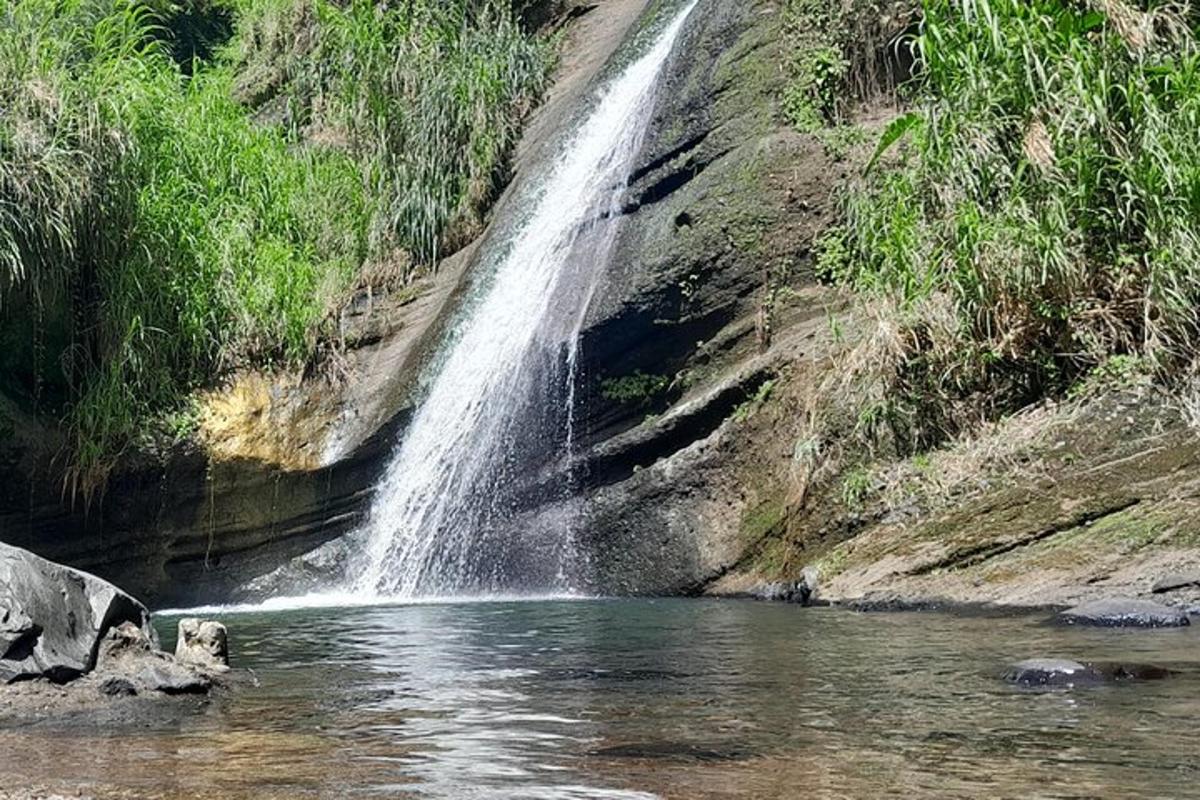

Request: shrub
left=0, top=0, right=551, bottom=493
left=833, top=0, right=1200, bottom=432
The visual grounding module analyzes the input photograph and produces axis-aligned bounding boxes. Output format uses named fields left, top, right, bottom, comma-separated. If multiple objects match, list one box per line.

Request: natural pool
left=1, top=599, right=1197, bottom=798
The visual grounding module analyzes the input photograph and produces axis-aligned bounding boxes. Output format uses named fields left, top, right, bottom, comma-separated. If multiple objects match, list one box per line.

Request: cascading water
left=348, top=0, right=698, bottom=599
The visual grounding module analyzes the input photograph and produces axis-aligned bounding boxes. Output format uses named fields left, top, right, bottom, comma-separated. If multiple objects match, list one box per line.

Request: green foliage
left=781, top=0, right=850, bottom=130
left=0, top=0, right=550, bottom=492
left=227, top=0, right=554, bottom=262
left=601, top=372, right=671, bottom=406
left=840, top=464, right=874, bottom=508
left=837, top=0, right=1200, bottom=417
left=781, top=0, right=912, bottom=131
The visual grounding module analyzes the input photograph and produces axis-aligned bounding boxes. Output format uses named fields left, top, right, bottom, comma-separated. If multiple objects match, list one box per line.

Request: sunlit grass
left=0, top=0, right=551, bottom=493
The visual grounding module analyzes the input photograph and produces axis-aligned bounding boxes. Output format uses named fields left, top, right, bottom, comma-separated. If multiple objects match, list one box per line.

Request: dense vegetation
left=805, top=0, right=1200, bottom=450
left=0, top=0, right=552, bottom=492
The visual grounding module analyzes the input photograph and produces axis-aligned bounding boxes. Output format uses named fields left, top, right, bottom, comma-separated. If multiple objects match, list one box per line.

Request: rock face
left=175, top=618, right=230, bottom=672
left=1006, top=659, right=1102, bottom=687
left=1151, top=571, right=1200, bottom=594
left=567, top=0, right=840, bottom=594
left=1056, top=599, right=1190, bottom=628
left=0, top=543, right=156, bottom=684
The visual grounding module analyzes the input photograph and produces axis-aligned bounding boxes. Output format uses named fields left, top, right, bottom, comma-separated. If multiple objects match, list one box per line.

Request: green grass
left=822, top=0, right=1200, bottom=444
left=0, top=0, right=552, bottom=493
left=228, top=0, right=553, bottom=263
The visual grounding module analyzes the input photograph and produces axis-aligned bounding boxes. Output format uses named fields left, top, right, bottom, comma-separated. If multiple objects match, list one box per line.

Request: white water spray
left=348, top=0, right=698, bottom=599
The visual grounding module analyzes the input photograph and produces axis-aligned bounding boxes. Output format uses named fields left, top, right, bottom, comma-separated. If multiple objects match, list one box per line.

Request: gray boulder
left=94, top=620, right=213, bottom=695
left=175, top=618, right=229, bottom=671
left=1006, top=658, right=1102, bottom=687
left=1057, top=599, right=1190, bottom=628
left=0, top=542, right=156, bottom=683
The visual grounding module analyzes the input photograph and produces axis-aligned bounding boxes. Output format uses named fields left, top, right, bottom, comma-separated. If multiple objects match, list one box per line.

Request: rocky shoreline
left=1, top=542, right=237, bottom=726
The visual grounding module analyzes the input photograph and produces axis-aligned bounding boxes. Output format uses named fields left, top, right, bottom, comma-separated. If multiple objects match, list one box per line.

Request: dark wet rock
left=752, top=566, right=820, bottom=605
left=1151, top=571, right=1200, bottom=594
left=1005, top=659, right=1102, bottom=686
left=234, top=535, right=357, bottom=601
left=0, top=542, right=156, bottom=684
left=98, top=676, right=138, bottom=697
left=175, top=618, right=230, bottom=672
left=1056, top=599, right=1190, bottom=628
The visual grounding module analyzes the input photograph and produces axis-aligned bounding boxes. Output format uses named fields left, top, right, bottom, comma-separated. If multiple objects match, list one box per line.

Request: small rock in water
left=175, top=618, right=230, bottom=671
left=1151, top=571, right=1200, bottom=594
left=1005, top=659, right=1101, bottom=687
left=1056, top=599, right=1190, bottom=628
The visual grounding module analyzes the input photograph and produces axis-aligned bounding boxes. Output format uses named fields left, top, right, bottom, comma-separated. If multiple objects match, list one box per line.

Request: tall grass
left=228, top=0, right=553, bottom=263
left=0, top=0, right=551, bottom=494
left=825, top=0, right=1200, bottom=440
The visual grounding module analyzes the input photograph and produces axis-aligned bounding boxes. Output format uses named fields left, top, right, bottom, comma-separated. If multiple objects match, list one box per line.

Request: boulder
left=94, top=621, right=213, bottom=695
left=0, top=542, right=156, bottom=683
left=1056, top=599, right=1190, bottom=628
left=1005, top=659, right=1102, bottom=687
left=175, top=618, right=229, bottom=671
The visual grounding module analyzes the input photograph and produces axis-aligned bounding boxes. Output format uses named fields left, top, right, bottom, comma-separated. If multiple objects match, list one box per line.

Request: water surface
left=2, top=599, right=1198, bottom=798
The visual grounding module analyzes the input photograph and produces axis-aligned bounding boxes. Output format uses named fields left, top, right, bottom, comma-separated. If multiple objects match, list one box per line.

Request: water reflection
left=1, top=600, right=1198, bottom=798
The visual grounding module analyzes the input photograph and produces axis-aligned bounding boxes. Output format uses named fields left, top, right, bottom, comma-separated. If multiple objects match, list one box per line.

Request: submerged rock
left=175, top=618, right=230, bottom=672
left=1099, top=663, right=1173, bottom=681
left=1056, top=599, right=1190, bottom=628
left=0, top=542, right=156, bottom=683
left=1006, top=658, right=1173, bottom=686
left=1006, top=658, right=1102, bottom=686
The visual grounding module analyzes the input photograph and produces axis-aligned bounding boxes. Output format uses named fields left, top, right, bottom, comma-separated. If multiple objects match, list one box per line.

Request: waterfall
left=349, top=0, right=697, bottom=599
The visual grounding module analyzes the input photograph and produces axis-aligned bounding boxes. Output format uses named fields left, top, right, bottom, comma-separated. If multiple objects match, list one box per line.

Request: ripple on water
left=2, top=599, right=1198, bottom=799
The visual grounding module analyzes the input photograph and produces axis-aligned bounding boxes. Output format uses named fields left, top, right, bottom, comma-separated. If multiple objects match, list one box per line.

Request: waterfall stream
left=346, top=0, right=698, bottom=599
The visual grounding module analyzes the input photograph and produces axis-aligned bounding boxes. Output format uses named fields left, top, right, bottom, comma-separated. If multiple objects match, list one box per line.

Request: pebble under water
left=2, top=599, right=1198, bottom=798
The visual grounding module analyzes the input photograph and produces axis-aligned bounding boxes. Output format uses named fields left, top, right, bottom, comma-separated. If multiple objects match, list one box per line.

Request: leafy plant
left=832, top=0, right=1200, bottom=441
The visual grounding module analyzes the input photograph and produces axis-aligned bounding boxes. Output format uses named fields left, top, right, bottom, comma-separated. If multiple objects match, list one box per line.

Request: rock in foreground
left=1056, top=599, right=1190, bottom=628
left=2, top=542, right=232, bottom=716
left=1, top=542, right=156, bottom=683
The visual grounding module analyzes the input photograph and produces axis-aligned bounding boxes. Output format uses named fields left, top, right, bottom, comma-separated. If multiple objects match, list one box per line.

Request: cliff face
left=0, top=0, right=688, bottom=606
left=0, top=0, right=846, bottom=606
left=6, top=0, right=1199, bottom=610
